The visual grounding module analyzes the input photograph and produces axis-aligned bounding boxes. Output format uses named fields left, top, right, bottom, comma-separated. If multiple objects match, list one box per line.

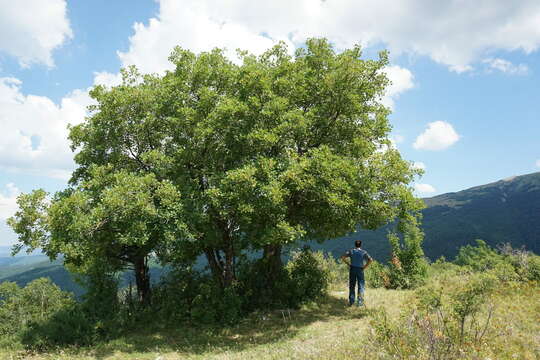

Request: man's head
left=355, top=240, right=362, bottom=248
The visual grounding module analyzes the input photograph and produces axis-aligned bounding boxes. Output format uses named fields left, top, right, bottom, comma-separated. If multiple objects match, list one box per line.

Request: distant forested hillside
left=308, top=171, right=540, bottom=261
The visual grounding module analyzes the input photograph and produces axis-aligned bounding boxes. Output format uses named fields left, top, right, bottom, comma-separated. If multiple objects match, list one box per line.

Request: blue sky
left=1, top=0, right=539, bottom=245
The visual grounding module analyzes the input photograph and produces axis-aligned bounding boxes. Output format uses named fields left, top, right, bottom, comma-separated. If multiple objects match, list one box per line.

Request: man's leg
left=348, top=268, right=356, bottom=306
left=357, top=270, right=365, bottom=306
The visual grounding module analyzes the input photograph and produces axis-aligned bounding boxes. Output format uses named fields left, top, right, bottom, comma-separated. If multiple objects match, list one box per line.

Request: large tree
left=9, top=38, right=422, bottom=292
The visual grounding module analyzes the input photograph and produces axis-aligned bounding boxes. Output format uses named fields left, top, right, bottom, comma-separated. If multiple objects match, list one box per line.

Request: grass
left=1, top=281, right=538, bottom=359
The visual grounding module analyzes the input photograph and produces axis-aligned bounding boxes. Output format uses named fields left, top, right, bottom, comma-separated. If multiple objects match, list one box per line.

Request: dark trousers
left=349, top=266, right=365, bottom=305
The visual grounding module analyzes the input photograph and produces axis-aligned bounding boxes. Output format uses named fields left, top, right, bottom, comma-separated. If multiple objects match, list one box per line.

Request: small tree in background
left=385, top=216, right=428, bottom=289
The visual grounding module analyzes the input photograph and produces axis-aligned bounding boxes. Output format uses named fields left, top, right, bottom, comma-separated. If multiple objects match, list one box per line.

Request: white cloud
left=117, top=0, right=293, bottom=74
left=413, top=121, right=460, bottom=151
left=115, top=1, right=416, bottom=108
left=121, top=0, right=540, bottom=74
left=483, top=58, right=529, bottom=75
left=0, top=78, right=93, bottom=180
left=0, top=183, right=19, bottom=221
left=93, top=71, right=123, bottom=88
left=381, top=65, right=415, bottom=110
left=0, top=0, right=72, bottom=67
left=412, top=161, right=426, bottom=171
left=535, top=159, right=540, bottom=168
left=415, top=183, right=436, bottom=194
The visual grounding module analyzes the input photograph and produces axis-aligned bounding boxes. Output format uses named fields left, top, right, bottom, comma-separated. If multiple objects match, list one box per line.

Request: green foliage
left=286, top=248, right=330, bottom=306
left=21, top=303, right=95, bottom=349
left=235, top=256, right=292, bottom=311
left=314, top=251, right=343, bottom=287
left=498, top=243, right=540, bottom=282
left=0, top=275, right=120, bottom=350
left=237, top=248, right=333, bottom=311
left=0, top=278, right=74, bottom=337
left=150, top=249, right=334, bottom=326
left=427, top=256, right=461, bottom=277
left=191, top=282, right=243, bottom=325
left=453, top=240, right=540, bottom=282
left=149, top=266, right=200, bottom=324
left=454, top=239, right=504, bottom=271
left=77, top=264, right=121, bottom=339
left=0, top=274, right=118, bottom=350
left=0, top=278, right=94, bottom=350
left=384, top=218, right=429, bottom=289
left=364, top=260, right=386, bottom=288
left=524, top=255, right=540, bottom=281
left=8, top=168, right=187, bottom=305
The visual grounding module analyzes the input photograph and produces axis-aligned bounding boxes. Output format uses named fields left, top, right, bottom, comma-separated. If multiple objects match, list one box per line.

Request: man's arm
left=363, top=256, right=373, bottom=270
left=340, top=255, right=351, bottom=266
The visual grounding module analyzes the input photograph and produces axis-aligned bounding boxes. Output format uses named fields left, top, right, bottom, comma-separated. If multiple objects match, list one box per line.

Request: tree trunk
left=205, top=247, right=224, bottom=287
left=133, top=255, right=151, bottom=306
left=209, top=217, right=236, bottom=289
left=263, top=244, right=283, bottom=288
left=204, top=244, right=235, bottom=288
left=223, top=240, right=235, bottom=287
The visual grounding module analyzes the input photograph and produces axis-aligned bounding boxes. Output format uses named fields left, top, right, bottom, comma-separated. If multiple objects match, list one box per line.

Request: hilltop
left=421, top=171, right=540, bottom=257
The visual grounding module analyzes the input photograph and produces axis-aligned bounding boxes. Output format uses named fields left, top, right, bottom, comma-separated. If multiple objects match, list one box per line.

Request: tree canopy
left=9, top=38, right=423, bottom=303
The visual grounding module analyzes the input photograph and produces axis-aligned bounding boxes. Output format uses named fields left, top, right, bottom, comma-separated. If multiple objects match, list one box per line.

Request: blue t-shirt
left=345, top=248, right=372, bottom=268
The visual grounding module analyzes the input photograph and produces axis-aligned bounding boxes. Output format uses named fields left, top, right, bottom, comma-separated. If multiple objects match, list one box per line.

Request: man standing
left=341, top=240, right=373, bottom=306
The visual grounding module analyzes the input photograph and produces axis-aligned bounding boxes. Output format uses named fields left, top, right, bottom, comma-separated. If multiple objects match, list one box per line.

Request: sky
left=0, top=0, right=539, bottom=245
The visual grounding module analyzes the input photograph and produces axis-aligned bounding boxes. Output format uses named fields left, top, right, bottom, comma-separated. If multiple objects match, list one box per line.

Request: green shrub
left=314, top=251, right=344, bottom=286
left=0, top=278, right=100, bottom=350
left=0, top=278, right=74, bottom=338
left=489, top=261, right=520, bottom=282
left=454, top=241, right=540, bottom=283
left=498, top=243, right=540, bottom=282
left=454, top=239, right=505, bottom=271
left=364, top=260, right=386, bottom=288
left=428, top=256, right=461, bottom=275
left=21, top=304, right=95, bottom=349
left=80, top=266, right=120, bottom=321
left=385, top=219, right=428, bottom=289
left=149, top=266, right=200, bottom=324
left=237, top=248, right=332, bottom=311
left=524, top=255, right=540, bottom=281
left=190, top=281, right=243, bottom=325
left=286, top=248, right=330, bottom=307
left=236, top=255, right=292, bottom=311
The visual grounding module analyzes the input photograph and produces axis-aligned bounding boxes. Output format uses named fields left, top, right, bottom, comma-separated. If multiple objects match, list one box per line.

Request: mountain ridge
left=307, top=171, right=540, bottom=260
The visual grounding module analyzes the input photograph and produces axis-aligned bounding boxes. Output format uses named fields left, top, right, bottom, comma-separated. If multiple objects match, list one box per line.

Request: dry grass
left=1, top=282, right=538, bottom=360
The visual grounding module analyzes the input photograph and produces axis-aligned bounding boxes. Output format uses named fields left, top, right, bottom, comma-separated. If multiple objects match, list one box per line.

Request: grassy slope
left=2, top=282, right=538, bottom=360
